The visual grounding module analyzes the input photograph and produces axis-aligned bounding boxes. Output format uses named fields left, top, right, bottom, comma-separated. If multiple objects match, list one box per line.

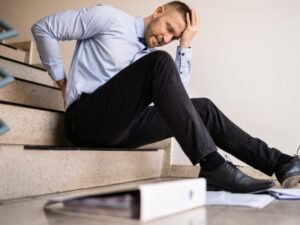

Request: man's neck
left=143, top=16, right=151, bottom=31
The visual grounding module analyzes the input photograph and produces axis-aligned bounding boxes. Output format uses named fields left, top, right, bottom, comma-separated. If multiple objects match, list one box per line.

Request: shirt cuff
left=176, top=46, right=192, bottom=61
left=48, top=66, right=66, bottom=81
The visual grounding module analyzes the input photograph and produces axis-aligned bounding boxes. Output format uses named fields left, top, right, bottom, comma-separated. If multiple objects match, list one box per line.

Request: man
left=32, top=1, right=300, bottom=193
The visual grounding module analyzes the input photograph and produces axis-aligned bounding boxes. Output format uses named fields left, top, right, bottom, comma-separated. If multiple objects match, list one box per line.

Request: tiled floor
left=1, top=178, right=300, bottom=225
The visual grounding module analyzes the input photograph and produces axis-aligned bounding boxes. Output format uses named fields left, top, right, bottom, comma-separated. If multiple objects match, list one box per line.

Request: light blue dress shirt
left=31, top=5, right=192, bottom=110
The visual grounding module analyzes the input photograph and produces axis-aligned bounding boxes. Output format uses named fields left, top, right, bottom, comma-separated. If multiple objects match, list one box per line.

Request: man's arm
left=174, top=8, right=198, bottom=89
left=31, top=5, right=114, bottom=101
left=175, top=47, right=192, bottom=89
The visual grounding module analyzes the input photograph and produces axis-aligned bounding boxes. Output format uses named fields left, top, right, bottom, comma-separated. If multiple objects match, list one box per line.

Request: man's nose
left=163, top=34, right=173, bottom=44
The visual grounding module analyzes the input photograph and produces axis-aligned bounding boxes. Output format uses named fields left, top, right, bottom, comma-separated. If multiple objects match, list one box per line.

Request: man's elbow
left=31, top=23, right=39, bottom=37
left=31, top=21, right=45, bottom=38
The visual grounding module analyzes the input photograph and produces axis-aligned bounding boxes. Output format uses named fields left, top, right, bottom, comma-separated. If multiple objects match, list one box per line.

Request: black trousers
left=65, top=50, right=281, bottom=176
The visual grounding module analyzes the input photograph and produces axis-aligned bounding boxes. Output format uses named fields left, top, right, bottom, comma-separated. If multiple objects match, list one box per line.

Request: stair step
left=0, top=101, right=171, bottom=177
left=0, top=56, right=56, bottom=88
left=8, top=41, right=33, bottom=52
left=0, top=102, right=67, bottom=145
left=0, top=43, right=27, bottom=62
left=0, top=144, right=164, bottom=200
left=32, top=63, right=44, bottom=69
left=7, top=40, right=33, bottom=64
left=0, top=78, right=64, bottom=111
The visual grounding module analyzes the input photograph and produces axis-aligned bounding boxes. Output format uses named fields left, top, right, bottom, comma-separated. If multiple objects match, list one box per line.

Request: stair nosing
left=0, top=100, right=64, bottom=114
left=0, top=55, right=47, bottom=71
left=24, top=145, right=158, bottom=151
left=0, top=42, right=18, bottom=50
left=14, top=77, right=59, bottom=90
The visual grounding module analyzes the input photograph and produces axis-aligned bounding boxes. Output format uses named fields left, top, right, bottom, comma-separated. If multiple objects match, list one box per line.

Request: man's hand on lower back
left=180, top=8, right=198, bottom=48
left=56, top=78, right=67, bottom=108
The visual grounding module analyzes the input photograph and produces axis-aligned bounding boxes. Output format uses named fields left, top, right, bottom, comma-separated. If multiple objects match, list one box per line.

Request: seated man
left=32, top=1, right=300, bottom=193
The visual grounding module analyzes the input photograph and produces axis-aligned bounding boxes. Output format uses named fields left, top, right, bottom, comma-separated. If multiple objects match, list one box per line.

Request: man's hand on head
left=180, top=8, right=198, bottom=48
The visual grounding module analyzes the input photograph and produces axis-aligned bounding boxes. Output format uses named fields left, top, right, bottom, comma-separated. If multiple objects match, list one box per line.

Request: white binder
left=44, top=178, right=206, bottom=223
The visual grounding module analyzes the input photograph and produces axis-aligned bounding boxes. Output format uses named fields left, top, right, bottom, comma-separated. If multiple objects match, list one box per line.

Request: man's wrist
left=179, top=45, right=191, bottom=49
left=180, top=43, right=190, bottom=48
left=56, top=78, right=67, bottom=90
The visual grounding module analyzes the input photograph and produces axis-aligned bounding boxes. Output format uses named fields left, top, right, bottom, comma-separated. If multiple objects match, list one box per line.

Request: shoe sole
left=207, top=185, right=222, bottom=191
left=282, top=175, right=300, bottom=188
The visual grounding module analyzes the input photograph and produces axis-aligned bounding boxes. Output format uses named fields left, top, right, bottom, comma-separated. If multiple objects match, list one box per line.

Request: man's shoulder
left=94, top=4, right=133, bottom=19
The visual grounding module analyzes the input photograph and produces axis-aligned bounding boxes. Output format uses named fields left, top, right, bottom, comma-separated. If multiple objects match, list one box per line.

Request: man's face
left=144, top=7, right=186, bottom=48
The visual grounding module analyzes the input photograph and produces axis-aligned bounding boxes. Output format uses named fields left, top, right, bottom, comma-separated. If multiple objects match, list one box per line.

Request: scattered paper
left=266, top=189, right=300, bottom=200
left=206, top=191, right=274, bottom=208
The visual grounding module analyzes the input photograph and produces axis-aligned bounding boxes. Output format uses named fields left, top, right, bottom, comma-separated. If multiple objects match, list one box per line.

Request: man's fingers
left=191, top=8, right=197, bottom=27
left=186, top=12, right=191, bottom=27
left=191, top=8, right=195, bottom=26
left=194, top=9, right=198, bottom=27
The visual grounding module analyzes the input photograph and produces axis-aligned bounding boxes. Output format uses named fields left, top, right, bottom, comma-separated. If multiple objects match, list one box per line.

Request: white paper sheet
left=206, top=191, right=274, bottom=208
left=267, top=188, right=300, bottom=200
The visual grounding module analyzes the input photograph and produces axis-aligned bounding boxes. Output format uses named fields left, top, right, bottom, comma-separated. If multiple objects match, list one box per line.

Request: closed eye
left=167, top=23, right=180, bottom=40
left=167, top=24, right=173, bottom=33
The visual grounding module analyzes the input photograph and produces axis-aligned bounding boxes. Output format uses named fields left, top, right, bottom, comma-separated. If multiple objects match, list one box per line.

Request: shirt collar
left=135, top=16, right=145, bottom=39
left=135, top=16, right=145, bottom=42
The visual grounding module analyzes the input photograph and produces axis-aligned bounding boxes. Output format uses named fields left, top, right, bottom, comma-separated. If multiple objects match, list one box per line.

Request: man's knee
left=145, top=50, right=179, bottom=82
left=150, top=50, right=174, bottom=65
left=202, top=97, right=214, bottom=106
left=154, top=50, right=172, bottom=58
left=192, top=97, right=215, bottom=110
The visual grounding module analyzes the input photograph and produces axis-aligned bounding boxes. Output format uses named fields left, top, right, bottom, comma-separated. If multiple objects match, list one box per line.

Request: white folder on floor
left=139, top=178, right=206, bottom=221
left=44, top=178, right=206, bottom=223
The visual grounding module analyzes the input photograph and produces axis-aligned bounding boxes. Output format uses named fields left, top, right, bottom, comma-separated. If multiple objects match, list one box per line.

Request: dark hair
left=165, top=1, right=192, bottom=23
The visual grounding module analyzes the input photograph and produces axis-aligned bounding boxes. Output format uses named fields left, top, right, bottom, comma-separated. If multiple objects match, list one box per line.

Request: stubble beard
left=144, top=18, right=160, bottom=48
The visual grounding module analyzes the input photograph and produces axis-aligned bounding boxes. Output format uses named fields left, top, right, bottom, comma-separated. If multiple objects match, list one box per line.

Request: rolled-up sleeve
left=31, top=5, right=114, bottom=81
left=175, top=46, right=192, bottom=89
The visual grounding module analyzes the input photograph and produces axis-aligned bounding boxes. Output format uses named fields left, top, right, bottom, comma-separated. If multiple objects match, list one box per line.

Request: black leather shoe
left=275, top=157, right=300, bottom=188
left=199, top=162, right=275, bottom=193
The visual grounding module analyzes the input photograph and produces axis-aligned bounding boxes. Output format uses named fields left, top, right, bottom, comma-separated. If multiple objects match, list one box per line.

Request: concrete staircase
left=0, top=43, right=28, bottom=63
left=0, top=42, right=172, bottom=202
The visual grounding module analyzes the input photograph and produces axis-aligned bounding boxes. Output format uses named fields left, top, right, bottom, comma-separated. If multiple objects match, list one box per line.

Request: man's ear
left=153, top=6, right=165, bottom=19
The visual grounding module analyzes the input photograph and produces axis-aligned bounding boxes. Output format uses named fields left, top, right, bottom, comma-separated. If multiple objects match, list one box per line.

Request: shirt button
left=178, top=52, right=181, bottom=55
left=180, top=71, right=183, bottom=74
left=181, top=53, right=185, bottom=56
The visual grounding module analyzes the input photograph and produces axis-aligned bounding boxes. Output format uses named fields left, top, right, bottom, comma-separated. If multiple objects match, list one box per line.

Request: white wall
left=172, top=0, right=300, bottom=166
left=1, top=0, right=299, bottom=166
